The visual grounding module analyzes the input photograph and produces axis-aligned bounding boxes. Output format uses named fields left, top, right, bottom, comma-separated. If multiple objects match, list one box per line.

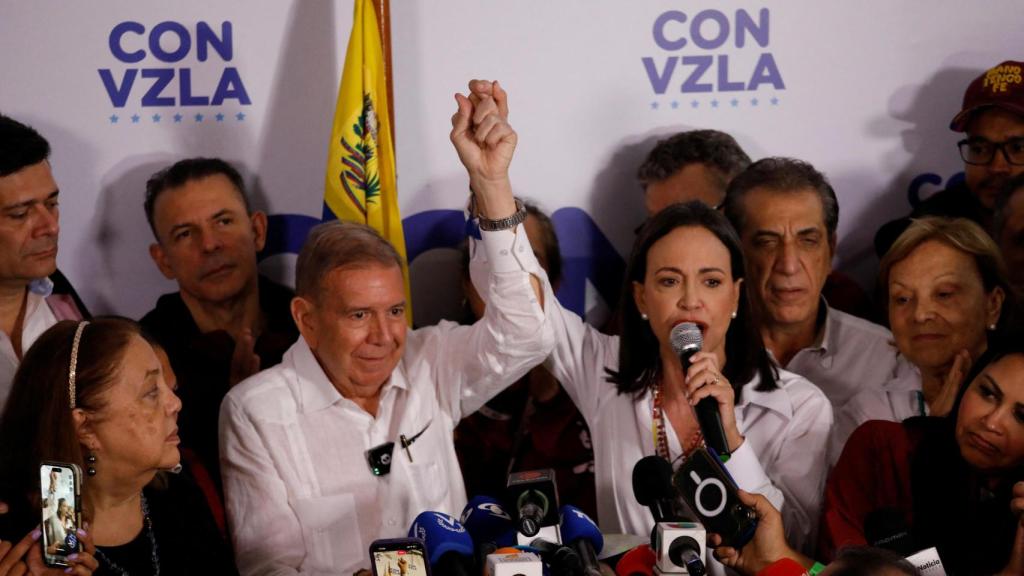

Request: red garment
left=757, top=558, right=809, bottom=576
left=818, top=420, right=923, bottom=561
left=454, top=376, right=598, bottom=521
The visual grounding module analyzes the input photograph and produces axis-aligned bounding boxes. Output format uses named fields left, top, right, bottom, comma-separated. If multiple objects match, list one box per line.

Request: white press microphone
left=653, top=522, right=706, bottom=576
left=905, top=548, right=946, bottom=576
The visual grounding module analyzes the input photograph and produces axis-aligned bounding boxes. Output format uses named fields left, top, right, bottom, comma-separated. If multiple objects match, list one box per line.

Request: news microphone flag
left=325, top=0, right=410, bottom=318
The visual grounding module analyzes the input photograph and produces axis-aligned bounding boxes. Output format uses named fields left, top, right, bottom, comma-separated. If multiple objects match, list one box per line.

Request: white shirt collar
left=737, top=372, right=794, bottom=421
left=292, top=337, right=409, bottom=413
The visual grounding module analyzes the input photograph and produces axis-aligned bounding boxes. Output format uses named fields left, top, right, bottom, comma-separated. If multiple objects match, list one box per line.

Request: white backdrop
left=1, top=1, right=1021, bottom=320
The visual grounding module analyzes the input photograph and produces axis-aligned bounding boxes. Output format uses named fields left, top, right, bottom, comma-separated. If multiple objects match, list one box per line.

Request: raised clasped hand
left=450, top=79, right=517, bottom=216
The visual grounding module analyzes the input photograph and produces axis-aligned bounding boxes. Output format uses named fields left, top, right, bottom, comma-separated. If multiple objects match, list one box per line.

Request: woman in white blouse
left=541, top=200, right=832, bottom=556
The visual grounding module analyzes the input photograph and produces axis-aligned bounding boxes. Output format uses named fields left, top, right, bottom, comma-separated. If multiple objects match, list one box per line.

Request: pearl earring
left=731, top=311, right=737, bottom=319
left=641, top=313, right=649, bottom=321
left=988, top=323, right=997, bottom=331
left=86, top=452, right=97, bottom=476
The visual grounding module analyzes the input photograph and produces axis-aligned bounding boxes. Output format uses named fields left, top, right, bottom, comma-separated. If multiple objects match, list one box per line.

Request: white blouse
left=541, top=296, right=833, bottom=557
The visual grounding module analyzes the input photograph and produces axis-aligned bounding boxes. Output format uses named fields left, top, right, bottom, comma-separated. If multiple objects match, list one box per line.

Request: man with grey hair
left=637, top=129, right=751, bottom=214
left=722, top=158, right=916, bottom=461
left=219, top=80, right=553, bottom=575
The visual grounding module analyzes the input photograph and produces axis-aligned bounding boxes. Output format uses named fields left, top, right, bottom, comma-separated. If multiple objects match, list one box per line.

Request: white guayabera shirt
left=220, top=226, right=553, bottom=576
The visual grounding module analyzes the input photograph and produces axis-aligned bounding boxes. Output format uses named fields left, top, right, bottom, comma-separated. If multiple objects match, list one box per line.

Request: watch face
left=366, top=442, right=395, bottom=476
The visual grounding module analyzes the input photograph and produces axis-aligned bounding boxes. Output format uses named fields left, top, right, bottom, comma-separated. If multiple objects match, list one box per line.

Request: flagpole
left=372, top=0, right=395, bottom=144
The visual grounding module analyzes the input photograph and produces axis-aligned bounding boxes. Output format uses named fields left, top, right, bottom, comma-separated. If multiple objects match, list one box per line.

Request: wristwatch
left=477, top=197, right=527, bottom=231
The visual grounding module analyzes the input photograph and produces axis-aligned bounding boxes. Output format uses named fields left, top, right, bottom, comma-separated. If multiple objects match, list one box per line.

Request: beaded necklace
left=94, top=494, right=160, bottom=576
left=651, top=378, right=704, bottom=461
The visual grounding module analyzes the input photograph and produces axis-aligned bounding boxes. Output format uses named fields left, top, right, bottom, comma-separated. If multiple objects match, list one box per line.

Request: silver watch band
left=477, top=198, right=527, bottom=231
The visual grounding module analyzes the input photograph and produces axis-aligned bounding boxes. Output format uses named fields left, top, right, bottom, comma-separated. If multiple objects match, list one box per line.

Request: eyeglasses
left=957, top=137, right=1024, bottom=166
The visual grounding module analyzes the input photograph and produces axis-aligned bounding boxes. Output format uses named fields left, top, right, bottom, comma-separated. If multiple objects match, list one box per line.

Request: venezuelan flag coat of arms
left=324, top=0, right=410, bottom=312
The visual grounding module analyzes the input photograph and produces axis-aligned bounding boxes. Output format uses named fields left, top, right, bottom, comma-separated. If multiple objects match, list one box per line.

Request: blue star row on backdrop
left=650, top=95, right=780, bottom=110
left=108, top=111, right=248, bottom=124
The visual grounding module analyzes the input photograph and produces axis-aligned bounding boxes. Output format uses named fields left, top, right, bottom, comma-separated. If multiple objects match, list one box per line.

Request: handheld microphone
left=614, top=544, right=655, bottom=576
left=486, top=550, right=544, bottom=576
left=670, top=323, right=730, bottom=458
left=461, top=496, right=517, bottom=570
left=864, top=508, right=913, bottom=555
left=864, top=509, right=946, bottom=575
left=408, top=511, right=474, bottom=576
left=905, top=548, right=947, bottom=576
left=560, top=505, right=604, bottom=576
left=530, top=537, right=583, bottom=575
left=507, top=469, right=561, bottom=544
left=653, top=522, right=706, bottom=576
left=631, top=456, right=686, bottom=525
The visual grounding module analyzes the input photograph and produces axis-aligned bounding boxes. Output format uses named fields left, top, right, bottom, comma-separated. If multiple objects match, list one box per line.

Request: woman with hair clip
left=822, top=335, right=1024, bottom=575
left=534, top=200, right=833, bottom=559
left=0, top=317, right=237, bottom=575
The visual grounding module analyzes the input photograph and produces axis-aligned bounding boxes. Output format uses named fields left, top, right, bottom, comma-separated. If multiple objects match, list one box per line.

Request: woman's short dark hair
left=607, top=200, right=777, bottom=398
left=0, top=317, right=145, bottom=530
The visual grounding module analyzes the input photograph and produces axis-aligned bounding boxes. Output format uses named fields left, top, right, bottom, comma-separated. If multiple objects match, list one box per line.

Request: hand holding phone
left=39, top=462, right=82, bottom=568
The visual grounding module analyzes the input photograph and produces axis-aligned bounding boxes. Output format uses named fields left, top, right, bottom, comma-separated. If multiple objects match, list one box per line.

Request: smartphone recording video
left=370, top=538, right=430, bottom=576
left=39, top=462, right=82, bottom=567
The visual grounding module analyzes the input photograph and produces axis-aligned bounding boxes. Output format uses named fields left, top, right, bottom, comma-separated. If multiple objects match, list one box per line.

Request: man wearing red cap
left=875, top=60, right=1024, bottom=256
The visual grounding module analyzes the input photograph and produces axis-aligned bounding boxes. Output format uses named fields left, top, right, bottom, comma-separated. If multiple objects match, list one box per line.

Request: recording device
left=506, top=469, right=561, bottom=544
left=864, top=508, right=913, bottom=555
left=615, top=544, right=656, bottom=576
left=864, top=509, right=946, bottom=576
left=370, top=538, right=431, bottom=576
left=530, top=537, right=583, bottom=575
left=632, top=456, right=686, bottom=525
left=559, top=505, right=604, bottom=576
left=461, top=496, right=517, bottom=569
left=905, top=548, right=947, bottom=576
left=652, top=522, right=705, bottom=576
left=38, top=462, right=82, bottom=568
left=671, top=447, right=757, bottom=549
left=408, top=511, right=474, bottom=576
left=670, top=323, right=730, bottom=459
left=485, top=550, right=544, bottom=576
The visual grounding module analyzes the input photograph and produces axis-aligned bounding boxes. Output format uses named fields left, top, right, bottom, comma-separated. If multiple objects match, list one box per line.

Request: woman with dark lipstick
left=822, top=337, right=1024, bottom=575
left=537, top=200, right=832, bottom=559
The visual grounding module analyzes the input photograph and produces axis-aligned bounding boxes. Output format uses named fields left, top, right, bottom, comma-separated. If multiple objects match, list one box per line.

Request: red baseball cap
left=950, top=60, right=1024, bottom=132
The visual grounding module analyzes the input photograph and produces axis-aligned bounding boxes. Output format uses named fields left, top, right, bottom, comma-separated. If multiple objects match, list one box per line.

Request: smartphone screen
left=673, top=447, right=757, bottom=548
left=39, top=462, right=82, bottom=567
left=370, top=538, right=430, bottom=576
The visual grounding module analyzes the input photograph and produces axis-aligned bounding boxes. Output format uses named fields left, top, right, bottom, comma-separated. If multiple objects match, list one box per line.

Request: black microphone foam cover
left=631, top=456, right=675, bottom=509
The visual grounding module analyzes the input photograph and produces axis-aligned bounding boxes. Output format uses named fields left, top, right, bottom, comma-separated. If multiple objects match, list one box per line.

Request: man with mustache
left=140, top=157, right=298, bottom=491
left=0, top=114, right=88, bottom=410
left=875, top=60, right=1024, bottom=256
